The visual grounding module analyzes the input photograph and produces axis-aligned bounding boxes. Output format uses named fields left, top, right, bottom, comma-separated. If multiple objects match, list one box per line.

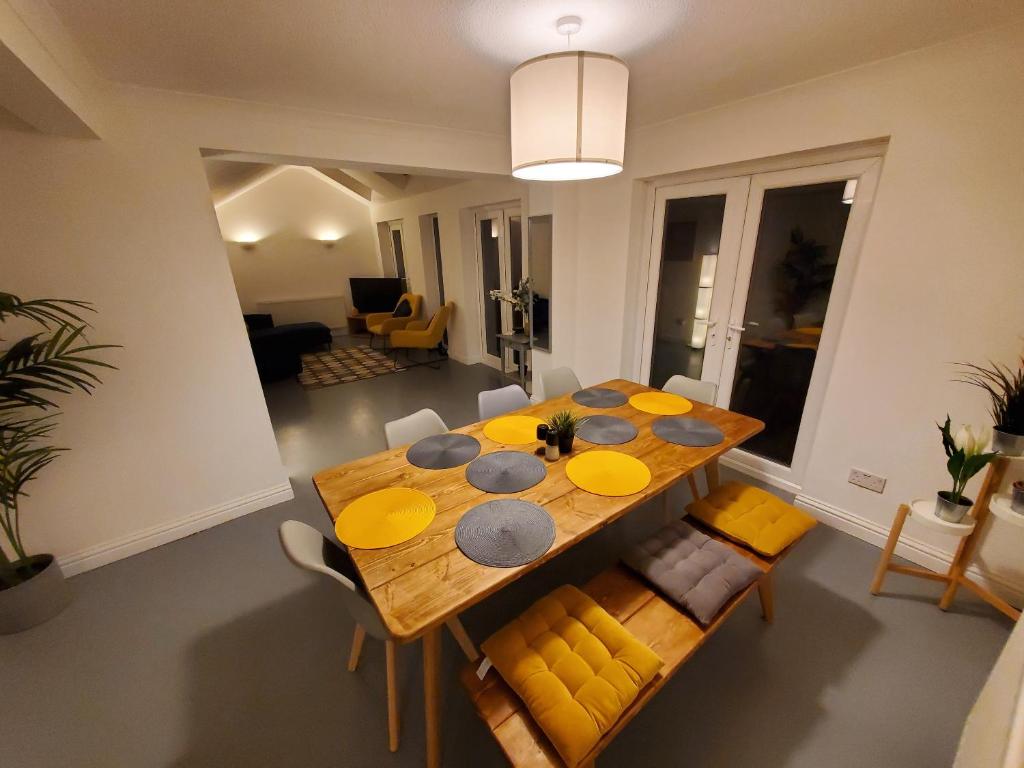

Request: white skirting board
left=58, top=481, right=295, bottom=576
left=796, top=492, right=1024, bottom=606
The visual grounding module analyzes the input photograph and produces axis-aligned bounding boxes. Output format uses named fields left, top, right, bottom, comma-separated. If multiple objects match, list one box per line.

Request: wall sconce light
left=234, top=231, right=262, bottom=250
left=314, top=228, right=343, bottom=248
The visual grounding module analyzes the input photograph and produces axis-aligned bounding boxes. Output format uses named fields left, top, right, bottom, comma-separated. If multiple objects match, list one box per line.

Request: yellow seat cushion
left=480, top=584, right=663, bottom=767
left=686, top=481, right=816, bottom=556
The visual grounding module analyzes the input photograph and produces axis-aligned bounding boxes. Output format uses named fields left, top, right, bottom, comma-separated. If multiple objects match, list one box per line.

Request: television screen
left=350, top=277, right=406, bottom=313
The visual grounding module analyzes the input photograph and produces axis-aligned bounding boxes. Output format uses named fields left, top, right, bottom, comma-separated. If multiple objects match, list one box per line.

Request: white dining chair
left=541, top=366, right=582, bottom=401
left=663, top=374, right=718, bottom=405
left=279, top=520, right=480, bottom=752
left=278, top=520, right=402, bottom=751
left=384, top=408, right=448, bottom=449
left=478, top=384, right=530, bottom=420
left=663, top=374, right=719, bottom=502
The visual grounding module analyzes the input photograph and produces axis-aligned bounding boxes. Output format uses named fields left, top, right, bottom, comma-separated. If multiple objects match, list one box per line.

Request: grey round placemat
left=652, top=417, right=725, bottom=447
left=466, top=451, right=547, bottom=493
left=455, top=499, right=556, bottom=567
left=407, top=433, right=481, bottom=470
left=572, top=387, right=628, bottom=408
left=576, top=415, right=638, bottom=445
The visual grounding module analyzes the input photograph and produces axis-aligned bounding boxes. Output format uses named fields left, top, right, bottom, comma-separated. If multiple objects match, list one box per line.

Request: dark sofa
left=243, top=314, right=332, bottom=383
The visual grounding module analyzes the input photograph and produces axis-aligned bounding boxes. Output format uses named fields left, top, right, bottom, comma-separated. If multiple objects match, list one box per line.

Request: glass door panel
left=641, top=177, right=750, bottom=392
left=479, top=216, right=503, bottom=363
left=726, top=181, right=850, bottom=466
left=648, top=194, right=726, bottom=389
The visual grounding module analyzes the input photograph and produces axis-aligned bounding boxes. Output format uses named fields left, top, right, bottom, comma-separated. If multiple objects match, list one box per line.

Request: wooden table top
left=312, top=379, right=763, bottom=641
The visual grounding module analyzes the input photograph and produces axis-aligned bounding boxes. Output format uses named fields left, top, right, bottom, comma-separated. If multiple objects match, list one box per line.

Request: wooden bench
left=460, top=527, right=800, bottom=767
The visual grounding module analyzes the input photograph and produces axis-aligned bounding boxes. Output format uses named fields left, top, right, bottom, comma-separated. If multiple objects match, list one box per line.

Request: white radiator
left=255, top=294, right=349, bottom=332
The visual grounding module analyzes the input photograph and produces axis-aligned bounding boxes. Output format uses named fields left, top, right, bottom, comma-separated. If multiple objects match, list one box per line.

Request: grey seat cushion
left=623, top=519, right=762, bottom=625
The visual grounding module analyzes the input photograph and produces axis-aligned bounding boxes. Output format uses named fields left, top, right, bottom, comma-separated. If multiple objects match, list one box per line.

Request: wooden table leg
left=385, top=639, right=400, bottom=752
left=757, top=573, right=774, bottom=623
left=423, top=626, right=442, bottom=768
left=870, top=504, right=909, bottom=595
left=445, top=616, right=479, bottom=661
left=687, top=474, right=701, bottom=502
left=347, top=624, right=366, bottom=672
left=705, top=459, right=720, bottom=492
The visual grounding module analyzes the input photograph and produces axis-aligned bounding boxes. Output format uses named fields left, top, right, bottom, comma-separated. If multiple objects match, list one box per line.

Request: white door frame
left=719, top=156, right=884, bottom=488
left=474, top=205, right=524, bottom=370
left=639, top=176, right=751, bottom=386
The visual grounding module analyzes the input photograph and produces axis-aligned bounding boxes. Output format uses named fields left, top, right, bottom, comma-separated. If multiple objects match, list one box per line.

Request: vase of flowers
left=547, top=410, right=587, bottom=455
left=489, top=277, right=533, bottom=336
left=957, top=356, right=1024, bottom=456
left=0, top=292, right=117, bottom=633
left=934, top=416, right=999, bottom=523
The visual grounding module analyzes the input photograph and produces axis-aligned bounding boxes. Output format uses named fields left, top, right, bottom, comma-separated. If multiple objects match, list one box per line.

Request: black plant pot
left=0, top=554, right=71, bottom=634
left=558, top=433, right=574, bottom=454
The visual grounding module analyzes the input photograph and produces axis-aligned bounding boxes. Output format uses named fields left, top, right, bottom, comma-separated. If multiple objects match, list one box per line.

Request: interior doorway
left=642, top=156, right=882, bottom=487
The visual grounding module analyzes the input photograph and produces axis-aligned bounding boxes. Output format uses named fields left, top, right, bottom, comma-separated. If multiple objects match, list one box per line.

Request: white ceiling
left=49, top=0, right=1024, bottom=133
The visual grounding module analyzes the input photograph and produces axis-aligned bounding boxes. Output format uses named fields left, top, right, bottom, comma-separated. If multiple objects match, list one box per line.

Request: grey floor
left=1, top=352, right=1014, bottom=768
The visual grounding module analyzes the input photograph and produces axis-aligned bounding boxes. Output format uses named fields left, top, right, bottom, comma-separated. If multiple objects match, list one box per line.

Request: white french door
left=643, top=156, right=882, bottom=488
left=475, top=206, right=524, bottom=370
left=640, top=177, right=750, bottom=390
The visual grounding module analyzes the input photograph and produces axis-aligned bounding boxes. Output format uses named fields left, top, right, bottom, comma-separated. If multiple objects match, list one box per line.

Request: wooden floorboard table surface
left=313, top=378, right=763, bottom=767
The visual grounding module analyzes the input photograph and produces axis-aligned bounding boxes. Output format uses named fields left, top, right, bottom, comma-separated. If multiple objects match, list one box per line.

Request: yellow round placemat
left=565, top=450, right=652, bottom=497
left=335, top=488, right=436, bottom=549
left=483, top=415, right=545, bottom=445
left=628, top=391, right=693, bottom=416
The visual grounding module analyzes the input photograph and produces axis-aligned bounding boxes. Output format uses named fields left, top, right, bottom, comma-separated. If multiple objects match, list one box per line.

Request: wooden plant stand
left=870, top=456, right=1023, bottom=621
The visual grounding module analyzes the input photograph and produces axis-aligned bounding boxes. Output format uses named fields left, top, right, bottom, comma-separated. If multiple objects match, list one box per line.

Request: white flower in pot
left=935, top=416, right=999, bottom=523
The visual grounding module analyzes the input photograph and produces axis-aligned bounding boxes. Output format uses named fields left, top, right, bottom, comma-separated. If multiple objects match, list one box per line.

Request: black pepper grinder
left=545, top=430, right=560, bottom=462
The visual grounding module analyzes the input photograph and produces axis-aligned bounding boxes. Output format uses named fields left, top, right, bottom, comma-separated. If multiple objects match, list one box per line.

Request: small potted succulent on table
left=935, top=416, right=999, bottom=523
left=547, top=410, right=587, bottom=455
left=957, top=356, right=1024, bottom=456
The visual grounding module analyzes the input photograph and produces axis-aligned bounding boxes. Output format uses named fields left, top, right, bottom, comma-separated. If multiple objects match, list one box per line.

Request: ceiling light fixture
left=510, top=16, right=629, bottom=182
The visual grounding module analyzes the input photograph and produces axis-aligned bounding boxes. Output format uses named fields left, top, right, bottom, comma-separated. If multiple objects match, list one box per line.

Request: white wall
left=214, top=166, right=380, bottom=329
left=0, top=119, right=292, bottom=572
left=0, top=67, right=510, bottom=571
left=567, top=22, right=1024, bottom=597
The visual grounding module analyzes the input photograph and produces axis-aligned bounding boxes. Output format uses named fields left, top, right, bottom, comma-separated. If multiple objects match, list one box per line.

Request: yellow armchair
left=391, top=302, right=454, bottom=367
left=365, top=293, right=422, bottom=348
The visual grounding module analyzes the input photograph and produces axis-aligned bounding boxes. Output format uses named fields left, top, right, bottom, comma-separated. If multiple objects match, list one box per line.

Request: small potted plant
left=957, top=356, right=1024, bottom=456
left=935, top=416, right=999, bottom=523
left=547, top=410, right=587, bottom=455
left=1012, top=480, right=1024, bottom=515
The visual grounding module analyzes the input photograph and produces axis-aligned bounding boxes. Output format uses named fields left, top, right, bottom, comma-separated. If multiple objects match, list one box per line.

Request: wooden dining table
left=313, top=378, right=763, bottom=767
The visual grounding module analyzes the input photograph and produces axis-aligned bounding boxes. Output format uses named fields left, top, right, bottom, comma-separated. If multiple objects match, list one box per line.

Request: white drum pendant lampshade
left=510, top=52, right=629, bottom=181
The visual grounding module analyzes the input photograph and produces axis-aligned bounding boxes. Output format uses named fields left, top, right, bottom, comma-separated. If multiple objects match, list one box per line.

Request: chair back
left=478, top=384, right=530, bottom=420
left=541, top=366, right=582, bottom=401
left=394, top=292, right=423, bottom=319
left=278, top=520, right=390, bottom=640
left=384, top=407, right=449, bottom=449
left=663, top=374, right=718, bottom=405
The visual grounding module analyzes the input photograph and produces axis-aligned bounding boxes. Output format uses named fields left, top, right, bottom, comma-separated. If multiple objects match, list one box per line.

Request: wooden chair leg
left=347, top=624, right=366, bottom=672
left=385, top=639, right=400, bottom=752
left=424, top=627, right=442, bottom=768
left=757, top=573, right=774, bottom=623
left=661, top=492, right=672, bottom=524
left=687, top=474, right=700, bottom=502
left=445, top=617, right=480, bottom=661
left=870, top=504, right=909, bottom=595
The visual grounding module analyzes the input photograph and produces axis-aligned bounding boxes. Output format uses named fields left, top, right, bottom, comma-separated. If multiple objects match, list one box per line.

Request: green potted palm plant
left=934, top=416, right=999, bottom=523
left=0, top=292, right=116, bottom=633
left=957, top=356, right=1024, bottom=456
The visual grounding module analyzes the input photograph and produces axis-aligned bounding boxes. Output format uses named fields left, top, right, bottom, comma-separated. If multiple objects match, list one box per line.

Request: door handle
left=728, top=323, right=746, bottom=333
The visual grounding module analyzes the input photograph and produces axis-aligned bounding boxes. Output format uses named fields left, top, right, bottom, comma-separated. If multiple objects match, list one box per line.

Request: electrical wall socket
left=848, top=468, right=886, bottom=494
